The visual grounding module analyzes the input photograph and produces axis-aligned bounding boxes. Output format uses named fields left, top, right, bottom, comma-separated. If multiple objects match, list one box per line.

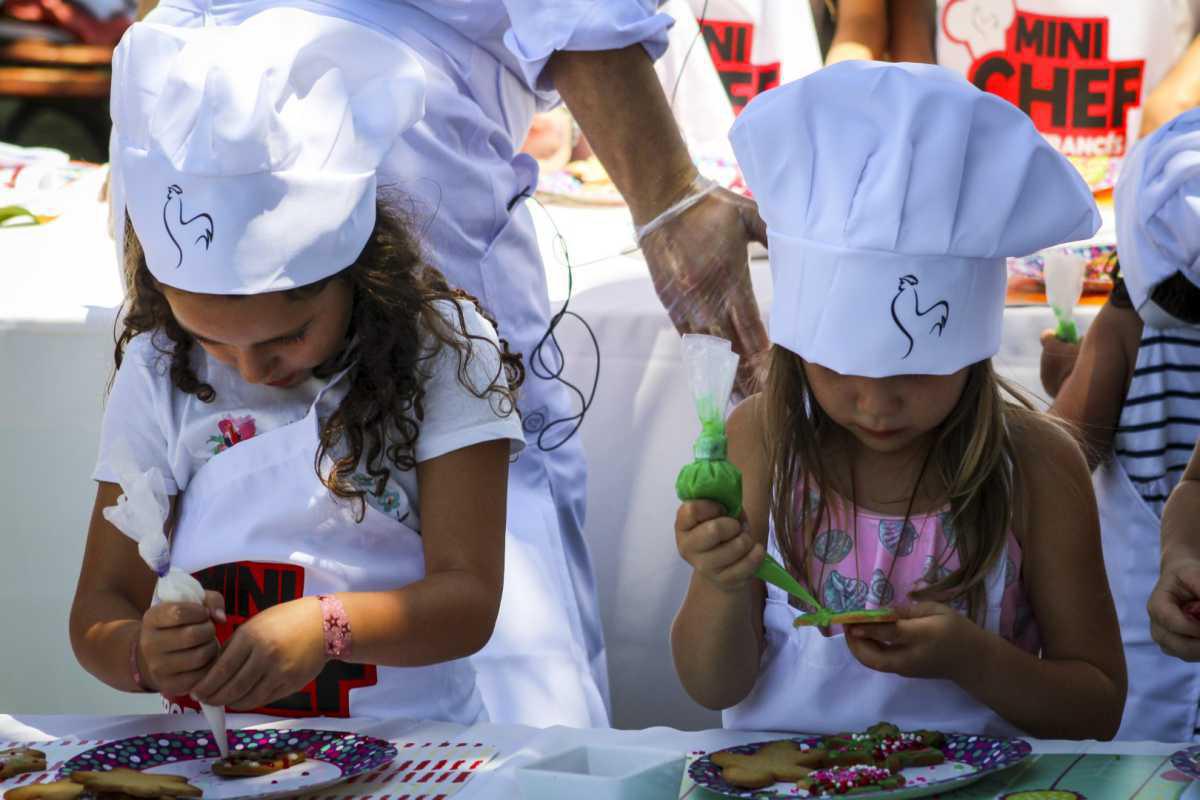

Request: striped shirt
left=1114, top=326, right=1200, bottom=518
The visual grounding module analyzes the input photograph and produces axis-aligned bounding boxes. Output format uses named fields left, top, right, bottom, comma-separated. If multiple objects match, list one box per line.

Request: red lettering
left=169, top=562, right=377, bottom=717
left=962, top=10, right=1145, bottom=156
left=699, top=19, right=780, bottom=113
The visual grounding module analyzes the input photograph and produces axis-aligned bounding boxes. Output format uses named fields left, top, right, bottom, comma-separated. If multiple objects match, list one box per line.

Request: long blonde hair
left=763, top=346, right=1040, bottom=621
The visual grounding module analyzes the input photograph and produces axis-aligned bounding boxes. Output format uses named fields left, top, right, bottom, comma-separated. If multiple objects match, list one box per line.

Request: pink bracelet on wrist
left=129, top=631, right=152, bottom=693
left=317, top=594, right=352, bottom=659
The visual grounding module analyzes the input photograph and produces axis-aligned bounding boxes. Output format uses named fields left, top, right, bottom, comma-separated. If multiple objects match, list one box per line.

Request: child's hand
left=191, top=596, right=327, bottom=710
left=1039, top=329, right=1081, bottom=398
left=844, top=602, right=976, bottom=680
left=675, top=500, right=763, bottom=594
left=1149, top=557, right=1200, bottom=661
left=138, top=591, right=226, bottom=695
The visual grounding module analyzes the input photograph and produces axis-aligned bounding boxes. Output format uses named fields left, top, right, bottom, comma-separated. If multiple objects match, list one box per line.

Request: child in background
left=69, top=9, right=524, bottom=722
left=672, top=61, right=1125, bottom=739
left=1042, top=109, right=1200, bottom=740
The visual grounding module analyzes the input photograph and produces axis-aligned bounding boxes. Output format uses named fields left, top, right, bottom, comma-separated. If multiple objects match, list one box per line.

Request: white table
left=0, top=714, right=1190, bottom=800
left=0, top=189, right=1097, bottom=730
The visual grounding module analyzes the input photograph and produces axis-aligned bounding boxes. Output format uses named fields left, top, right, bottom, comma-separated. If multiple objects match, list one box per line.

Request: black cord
left=512, top=191, right=601, bottom=452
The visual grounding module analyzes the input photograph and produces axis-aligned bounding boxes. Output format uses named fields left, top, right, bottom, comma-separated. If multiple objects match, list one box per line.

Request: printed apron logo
left=163, top=185, right=215, bottom=269
left=165, top=561, right=377, bottom=718
left=890, top=275, right=949, bottom=359
left=942, top=1, right=1145, bottom=157
left=700, top=19, right=781, bottom=113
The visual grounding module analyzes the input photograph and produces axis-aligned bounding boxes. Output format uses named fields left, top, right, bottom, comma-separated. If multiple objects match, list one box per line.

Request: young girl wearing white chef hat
left=671, top=60, right=1127, bottom=738
left=69, top=7, right=525, bottom=723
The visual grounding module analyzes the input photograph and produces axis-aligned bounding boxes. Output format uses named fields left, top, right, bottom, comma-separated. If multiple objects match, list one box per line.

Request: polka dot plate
left=1170, top=745, right=1200, bottom=781
left=57, top=729, right=397, bottom=800
left=690, top=733, right=1031, bottom=799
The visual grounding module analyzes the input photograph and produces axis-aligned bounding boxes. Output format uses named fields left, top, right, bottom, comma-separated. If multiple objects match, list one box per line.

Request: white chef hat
left=1114, top=107, right=1200, bottom=327
left=110, top=7, right=425, bottom=295
left=730, top=61, right=1099, bottom=377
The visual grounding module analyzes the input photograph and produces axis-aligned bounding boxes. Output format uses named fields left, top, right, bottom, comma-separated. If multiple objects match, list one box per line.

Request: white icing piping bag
left=1043, top=248, right=1086, bottom=343
left=103, top=446, right=229, bottom=758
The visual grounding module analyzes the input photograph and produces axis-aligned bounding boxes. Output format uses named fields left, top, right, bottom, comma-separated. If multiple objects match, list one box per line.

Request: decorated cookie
left=69, top=769, right=201, bottom=799
left=211, top=750, right=305, bottom=779
left=0, top=749, right=46, bottom=780
left=793, top=609, right=899, bottom=627
left=799, top=764, right=905, bottom=795
left=711, top=741, right=823, bottom=789
left=3, top=782, right=84, bottom=800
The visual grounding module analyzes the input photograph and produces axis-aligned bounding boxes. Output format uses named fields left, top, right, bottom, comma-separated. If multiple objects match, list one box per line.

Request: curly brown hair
left=114, top=198, right=524, bottom=518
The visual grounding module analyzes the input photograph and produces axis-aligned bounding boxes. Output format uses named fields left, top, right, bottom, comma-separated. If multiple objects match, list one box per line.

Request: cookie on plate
left=211, top=750, right=305, bottom=779
left=69, top=769, right=201, bottom=799
left=798, top=764, right=905, bottom=795
left=4, top=781, right=84, bottom=800
left=0, top=749, right=46, bottom=780
left=711, top=741, right=822, bottom=789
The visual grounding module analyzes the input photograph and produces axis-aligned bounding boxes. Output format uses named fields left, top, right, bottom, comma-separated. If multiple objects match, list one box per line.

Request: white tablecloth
left=0, top=192, right=1098, bottom=729
left=0, top=714, right=1185, bottom=800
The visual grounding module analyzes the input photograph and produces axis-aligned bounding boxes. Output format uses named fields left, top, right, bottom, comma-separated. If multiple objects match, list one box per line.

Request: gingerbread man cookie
left=0, top=749, right=46, bottom=780
left=3, top=781, right=84, bottom=800
left=211, top=750, right=305, bottom=779
left=69, top=769, right=201, bottom=799
left=711, top=741, right=823, bottom=789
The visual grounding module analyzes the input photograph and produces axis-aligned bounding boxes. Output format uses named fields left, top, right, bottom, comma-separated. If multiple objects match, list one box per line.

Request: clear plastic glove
left=638, top=179, right=770, bottom=398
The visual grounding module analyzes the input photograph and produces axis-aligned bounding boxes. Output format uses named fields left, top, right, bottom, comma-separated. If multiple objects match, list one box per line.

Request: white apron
left=724, top=532, right=1021, bottom=736
left=165, top=369, right=486, bottom=724
left=133, top=0, right=610, bottom=727
left=1096, top=456, right=1200, bottom=741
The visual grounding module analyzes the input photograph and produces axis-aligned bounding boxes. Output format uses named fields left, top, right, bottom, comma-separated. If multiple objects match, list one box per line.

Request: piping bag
left=103, top=446, right=229, bottom=758
left=1043, top=249, right=1086, bottom=343
left=674, top=335, right=896, bottom=628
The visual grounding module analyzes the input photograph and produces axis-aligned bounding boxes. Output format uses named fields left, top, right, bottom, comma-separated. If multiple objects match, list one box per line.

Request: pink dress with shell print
left=789, top=486, right=1041, bottom=652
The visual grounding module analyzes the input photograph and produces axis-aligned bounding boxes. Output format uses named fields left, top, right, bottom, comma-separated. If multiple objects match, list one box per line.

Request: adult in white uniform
left=114, top=0, right=771, bottom=727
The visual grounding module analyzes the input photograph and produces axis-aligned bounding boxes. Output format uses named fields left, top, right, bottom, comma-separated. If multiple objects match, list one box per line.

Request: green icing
left=675, top=454, right=743, bottom=519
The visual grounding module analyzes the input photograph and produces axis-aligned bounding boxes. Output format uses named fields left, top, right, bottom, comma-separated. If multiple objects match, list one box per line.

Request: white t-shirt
left=94, top=299, right=525, bottom=531
left=937, top=0, right=1200, bottom=186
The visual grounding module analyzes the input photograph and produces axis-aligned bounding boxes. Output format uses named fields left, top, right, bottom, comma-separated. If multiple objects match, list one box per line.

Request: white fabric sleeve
left=502, top=0, right=673, bottom=93
left=414, top=301, right=527, bottom=462
left=93, top=333, right=179, bottom=494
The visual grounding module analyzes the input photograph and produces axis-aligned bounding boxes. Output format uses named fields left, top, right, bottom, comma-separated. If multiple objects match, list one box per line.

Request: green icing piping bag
left=674, top=335, right=895, bottom=627
left=675, top=336, right=743, bottom=518
left=1043, top=250, right=1085, bottom=344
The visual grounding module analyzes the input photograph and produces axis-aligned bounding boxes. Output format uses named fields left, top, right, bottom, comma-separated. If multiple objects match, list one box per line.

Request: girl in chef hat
left=671, top=61, right=1126, bottom=739
left=70, top=8, right=524, bottom=724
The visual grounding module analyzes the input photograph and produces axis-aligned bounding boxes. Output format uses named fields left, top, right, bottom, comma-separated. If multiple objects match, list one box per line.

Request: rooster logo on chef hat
left=162, top=185, right=214, bottom=269
left=891, top=275, right=950, bottom=359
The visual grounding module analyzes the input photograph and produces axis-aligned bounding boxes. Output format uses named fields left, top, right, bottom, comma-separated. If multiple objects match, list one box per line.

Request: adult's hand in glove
left=640, top=185, right=770, bottom=397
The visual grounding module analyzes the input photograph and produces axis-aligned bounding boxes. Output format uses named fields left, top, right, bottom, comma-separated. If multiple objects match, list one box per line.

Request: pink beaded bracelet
left=317, top=594, right=352, bottom=659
